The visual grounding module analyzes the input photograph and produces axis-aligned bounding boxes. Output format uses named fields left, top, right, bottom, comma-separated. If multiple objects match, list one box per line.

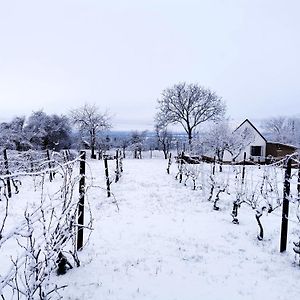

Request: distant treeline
left=0, top=108, right=187, bottom=158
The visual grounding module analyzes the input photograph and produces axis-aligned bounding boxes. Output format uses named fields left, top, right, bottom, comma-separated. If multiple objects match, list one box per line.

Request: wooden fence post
left=167, top=153, right=172, bottom=174
left=77, top=150, right=86, bottom=251
left=115, top=150, right=120, bottom=183
left=208, top=156, right=216, bottom=203
left=120, top=150, right=123, bottom=173
left=3, top=149, right=12, bottom=198
left=104, top=157, right=111, bottom=197
left=179, top=152, right=184, bottom=183
left=46, top=150, right=53, bottom=182
left=242, top=152, right=246, bottom=184
left=280, top=157, right=292, bottom=252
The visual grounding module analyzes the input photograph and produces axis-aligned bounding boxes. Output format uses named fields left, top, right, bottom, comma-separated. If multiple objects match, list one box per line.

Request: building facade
left=223, top=119, right=297, bottom=163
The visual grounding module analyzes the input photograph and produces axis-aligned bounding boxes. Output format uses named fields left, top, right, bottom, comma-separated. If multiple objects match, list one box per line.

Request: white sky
left=0, top=0, right=299, bottom=130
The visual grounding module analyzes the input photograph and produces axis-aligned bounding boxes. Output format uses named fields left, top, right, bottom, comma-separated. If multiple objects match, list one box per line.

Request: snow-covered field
left=61, top=157, right=300, bottom=300
left=2, top=155, right=300, bottom=299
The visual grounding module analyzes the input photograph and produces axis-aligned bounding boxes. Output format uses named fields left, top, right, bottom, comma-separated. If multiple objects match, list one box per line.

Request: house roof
left=234, top=119, right=267, bottom=142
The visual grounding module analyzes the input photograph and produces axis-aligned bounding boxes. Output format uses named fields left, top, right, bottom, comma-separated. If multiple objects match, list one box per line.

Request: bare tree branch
left=155, top=82, right=226, bottom=145
left=70, top=104, right=112, bottom=158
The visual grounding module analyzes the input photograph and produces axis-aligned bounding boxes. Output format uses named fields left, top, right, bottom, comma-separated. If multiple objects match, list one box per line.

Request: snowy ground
left=50, top=157, right=300, bottom=300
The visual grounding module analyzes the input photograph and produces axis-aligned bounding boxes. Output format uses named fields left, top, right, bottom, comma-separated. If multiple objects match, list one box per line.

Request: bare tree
left=192, top=120, right=255, bottom=161
left=155, top=82, right=226, bottom=145
left=118, top=135, right=131, bottom=159
left=129, top=130, right=147, bottom=158
left=155, top=124, right=173, bottom=159
left=70, top=104, right=111, bottom=158
left=199, top=121, right=232, bottom=161
left=262, top=116, right=300, bottom=146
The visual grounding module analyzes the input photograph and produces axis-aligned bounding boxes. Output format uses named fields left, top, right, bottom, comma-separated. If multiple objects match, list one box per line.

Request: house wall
left=223, top=149, right=233, bottom=162
left=223, top=120, right=266, bottom=163
left=266, top=143, right=297, bottom=158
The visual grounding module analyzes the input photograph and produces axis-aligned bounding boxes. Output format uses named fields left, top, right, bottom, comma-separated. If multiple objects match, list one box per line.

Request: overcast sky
left=0, top=0, right=299, bottom=130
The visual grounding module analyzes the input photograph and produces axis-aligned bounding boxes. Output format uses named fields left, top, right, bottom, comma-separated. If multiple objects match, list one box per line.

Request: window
left=251, top=146, right=262, bottom=156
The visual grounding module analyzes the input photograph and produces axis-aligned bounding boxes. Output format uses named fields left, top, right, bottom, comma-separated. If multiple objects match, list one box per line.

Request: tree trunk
left=163, top=144, right=168, bottom=159
left=164, top=151, right=168, bottom=159
left=188, top=131, right=193, bottom=146
left=188, top=129, right=193, bottom=147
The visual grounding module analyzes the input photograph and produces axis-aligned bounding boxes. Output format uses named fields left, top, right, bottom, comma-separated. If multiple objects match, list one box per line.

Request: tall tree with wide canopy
left=156, top=82, right=226, bottom=144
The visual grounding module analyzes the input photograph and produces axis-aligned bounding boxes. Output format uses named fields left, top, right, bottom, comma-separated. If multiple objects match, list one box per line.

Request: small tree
left=70, top=104, right=111, bottom=158
left=119, top=135, right=131, bottom=158
left=200, top=121, right=232, bottom=161
left=155, top=124, right=173, bottom=159
left=155, top=82, right=226, bottom=145
left=129, top=130, right=147, bottom=158
left=192, top=120, right=255, bottom=161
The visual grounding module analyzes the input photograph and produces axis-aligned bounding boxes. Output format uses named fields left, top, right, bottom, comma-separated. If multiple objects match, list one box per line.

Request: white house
left=223, top=119, right=267, bottom=163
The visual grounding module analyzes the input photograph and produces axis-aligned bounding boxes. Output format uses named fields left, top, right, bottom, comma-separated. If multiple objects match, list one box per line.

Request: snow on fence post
left=241, top=152, right=246, bottom=184
left=179, top=152, right=184, bottom=183
left=167, top=153, right=172, bottom=174
left=119, top=150, right=123, bottom=173
left=46, top=149, right=53, bottom=182
left=77, top=150, right=86, bottom=251
left=115, top=150, right=120, bottom=183
left=104, top=157, right=111, bottom=197
left=280, top=156, right=292, bottom=252
left=3, top=149, right=12, bottom=198
left=208, top=156, right=216, bottom=203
